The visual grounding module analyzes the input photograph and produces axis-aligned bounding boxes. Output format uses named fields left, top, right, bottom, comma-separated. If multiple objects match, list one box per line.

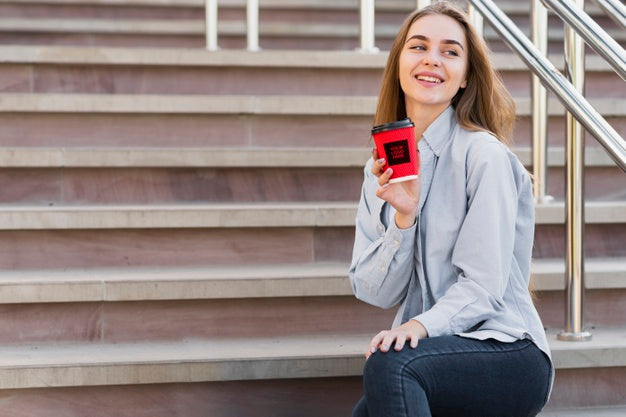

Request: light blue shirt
left=349, top=106, right=552, bottom=366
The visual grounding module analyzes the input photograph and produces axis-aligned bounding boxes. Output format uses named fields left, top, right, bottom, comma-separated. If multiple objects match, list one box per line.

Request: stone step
left=0, top=93, right=621, bottom=118
left=1, top=147, right=622, bottom=204
left=0, top=16, right=620, bottom=49
left=0, top=0, right=608, bottom=14
left=0, top=278, right=622, bottom=344
left=0, top=327, right=623, bottom=412
left=540, top=406, right=626, bottom=416
left=0, top=146, right=618, bottom=168
left=0, top=258, right=623, bottom=304
left=0, top=94, right=622, bottom=149
left=0, top=45, right=614, bottom=71
left=1, top=47, right=621, bottom=98
left=0, top=201, right=625, bottom=230
left=0, top=224, right=622, bottom=270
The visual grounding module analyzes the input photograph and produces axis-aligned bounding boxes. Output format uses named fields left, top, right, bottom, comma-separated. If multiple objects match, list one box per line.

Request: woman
left=349, top=2, right=553, bottom=416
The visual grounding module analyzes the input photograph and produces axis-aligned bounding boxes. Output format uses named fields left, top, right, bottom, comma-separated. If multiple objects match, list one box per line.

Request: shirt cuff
left=412, top=308, right=450, bottom=338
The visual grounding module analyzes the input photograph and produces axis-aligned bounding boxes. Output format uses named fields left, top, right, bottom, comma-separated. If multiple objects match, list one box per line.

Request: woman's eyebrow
left=405, top=34, right=464, bottom=50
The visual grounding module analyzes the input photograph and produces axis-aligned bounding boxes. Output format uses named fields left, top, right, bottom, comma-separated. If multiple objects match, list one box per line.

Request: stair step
left=0, top=93, right=622, bottom=116
left=1, top=17, right=621, bottom=42
left=0, top=0, right=606, bottom=14
left=0, top=201, right=624, bottom=230
left=0, top=146, right=618, bottom=168
left=0, top=45, right=615, bottom=71
left=540, top=406, right=626, bottom=416
left=0, top=258, right=623, bottom=304
left=0, top=327, right=624, bottom=389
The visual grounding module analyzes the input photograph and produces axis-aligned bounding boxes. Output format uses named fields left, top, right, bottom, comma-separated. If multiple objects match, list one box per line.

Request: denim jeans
left=352, top=336, right=552, bottom=417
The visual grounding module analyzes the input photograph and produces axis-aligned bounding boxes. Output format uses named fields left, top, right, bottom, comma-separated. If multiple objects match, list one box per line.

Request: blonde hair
left=374, top=1, right=516, bottom=144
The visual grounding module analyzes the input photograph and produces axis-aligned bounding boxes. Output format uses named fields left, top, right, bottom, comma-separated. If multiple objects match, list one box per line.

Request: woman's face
left=398, top=14, right=468, bottom=116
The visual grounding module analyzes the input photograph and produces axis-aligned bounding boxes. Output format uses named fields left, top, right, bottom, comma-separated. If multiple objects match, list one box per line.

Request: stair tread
left=0, top=327, right=624, bottom=389
left=0, top=45, right=615, bottom=71
left=540, top=406, right=626, bottom=417
left=0, top=146, right=618, bottom=168
left=1, top=17, right=621, bottom=40
left=0, top=258, right=623, bottom=303
left=0, top=201, right=624, bottom=230
left=0, top=0, right=605, bottom=15
left=0, top=93, right=622, bottom=116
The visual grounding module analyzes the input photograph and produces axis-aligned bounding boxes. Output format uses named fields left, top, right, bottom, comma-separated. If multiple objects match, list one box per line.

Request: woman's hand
left=365, top=319, right=428, bottom=359
left=371, top=148, right=421, bottom=229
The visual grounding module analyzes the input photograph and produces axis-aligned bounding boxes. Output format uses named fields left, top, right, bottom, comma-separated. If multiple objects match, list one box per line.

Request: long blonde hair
left=374, top=1, right=516, bottom=144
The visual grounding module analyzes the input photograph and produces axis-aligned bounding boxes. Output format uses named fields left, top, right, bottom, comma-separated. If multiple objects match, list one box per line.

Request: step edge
left=0, top=328, right=624, bottom=388
left=0, top=201, right=624, bottom=230
left=0, top=258, right=623, bottom=303
left=0, top=146, right=618, bottom=168
left=0, top=45, right=613, bottom=71
left=0, top=94, right=622, bottom=117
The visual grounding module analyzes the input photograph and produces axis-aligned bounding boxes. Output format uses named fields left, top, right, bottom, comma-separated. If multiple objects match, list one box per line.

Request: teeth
left=417, top=75, right=442, bottom=83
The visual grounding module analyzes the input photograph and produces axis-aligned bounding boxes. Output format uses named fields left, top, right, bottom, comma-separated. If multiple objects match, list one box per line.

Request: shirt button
left=394, top=240, right=399, bottom=247
left=379, top=266, right=385, bottom=273
left=377, top=225, right=384, bottom=234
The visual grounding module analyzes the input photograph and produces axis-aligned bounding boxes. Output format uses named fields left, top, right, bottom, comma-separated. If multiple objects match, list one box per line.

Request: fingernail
left=381, top=344, right=388, bottom=351
left=386, top=168, right=393, bottom=174
left=370, top=346, right=376, bottom=353
left=377, top=158, right=385, bottom=165
left=381, top=183, right=390, bottom=189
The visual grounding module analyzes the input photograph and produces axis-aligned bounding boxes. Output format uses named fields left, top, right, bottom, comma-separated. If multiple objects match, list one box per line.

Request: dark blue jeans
left=353, top=336, right=551, bottom=417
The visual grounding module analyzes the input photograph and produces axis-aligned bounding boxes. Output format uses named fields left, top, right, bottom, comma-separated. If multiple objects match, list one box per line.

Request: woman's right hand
left=371, top=148, right=421, bottom=229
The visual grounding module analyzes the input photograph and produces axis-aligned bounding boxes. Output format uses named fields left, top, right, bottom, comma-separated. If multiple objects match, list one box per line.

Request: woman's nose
left=422, top=51, right=441, bottom=66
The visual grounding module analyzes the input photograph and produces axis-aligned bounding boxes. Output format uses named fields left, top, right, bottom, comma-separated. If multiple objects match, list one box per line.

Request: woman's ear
left=461, top=79, right=467, bottom=89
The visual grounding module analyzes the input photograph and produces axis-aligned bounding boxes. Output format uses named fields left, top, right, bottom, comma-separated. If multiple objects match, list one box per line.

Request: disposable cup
left=371, top=118, right=419, bottom=183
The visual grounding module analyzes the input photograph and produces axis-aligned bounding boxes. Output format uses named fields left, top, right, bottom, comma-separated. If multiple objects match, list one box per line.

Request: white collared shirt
left=349, top=106, right=552, bottom=365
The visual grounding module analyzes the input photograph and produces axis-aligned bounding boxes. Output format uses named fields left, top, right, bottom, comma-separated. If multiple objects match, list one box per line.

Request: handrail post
left=205, top=0, right=218, bottom=51
left=532, top=0, right=552, bottom=203
left=359, top=0, right=378, bottom=53
left=247, top=0, right=260, bottom=51
left=417, top=0, right=432, bottom=10
left=558, top=0, right=592, bottom=342
left=468, top=4, right=484, bottom=37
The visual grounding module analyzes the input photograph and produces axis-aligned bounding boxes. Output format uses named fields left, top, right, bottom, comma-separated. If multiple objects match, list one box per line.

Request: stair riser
left=1, top=64, right=621, bottom=98
left=0, top=297, right=394, bottom=344
left=0, top=378, right=365, bottom=417
left=0, top=228, right=322, bottom=270
left=0, top=33, right=203, bottom=49
left=0, top=4, right=201, bottom=20
left=0, top=226, right=623, bottom=270
left=1, top=114, right=624, bottom=148
left=0, top=369, right=623, bottom=415
left=536, top=289, right=626, bottom=329
left=0, top=290, right=622, bottom=344
left=0, top=166, right=623, bottom=205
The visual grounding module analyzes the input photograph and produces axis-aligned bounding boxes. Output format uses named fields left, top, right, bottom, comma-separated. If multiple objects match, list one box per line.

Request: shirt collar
left=421, top=106, right=456, bottom=157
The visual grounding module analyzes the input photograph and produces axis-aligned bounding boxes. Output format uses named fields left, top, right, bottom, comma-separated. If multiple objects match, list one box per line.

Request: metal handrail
left=541, top=0, right=626, bottom=81
left=469, top=0, right=626, bottom=171
left=531, top=0, right=552, bottom=203
left=206, top=0, right=218, bottom=51
left=205, top=0, right=260, bottom=51
left=593, top=0, right=626, bottom=29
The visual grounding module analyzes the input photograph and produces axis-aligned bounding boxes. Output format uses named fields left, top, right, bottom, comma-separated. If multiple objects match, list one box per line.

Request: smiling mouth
left=416, top=75, right=443, bottom=83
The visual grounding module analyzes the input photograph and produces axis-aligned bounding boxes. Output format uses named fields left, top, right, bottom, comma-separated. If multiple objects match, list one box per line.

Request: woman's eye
left=444, top=49, right=459, bottom=56
left=410, top=44, right=426, bottom=51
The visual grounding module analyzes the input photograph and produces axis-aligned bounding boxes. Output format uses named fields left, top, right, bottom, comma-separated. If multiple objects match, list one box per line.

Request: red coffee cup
left=371, top=118, right=419, bottom=183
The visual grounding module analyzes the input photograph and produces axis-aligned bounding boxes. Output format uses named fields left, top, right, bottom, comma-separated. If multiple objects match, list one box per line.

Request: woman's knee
left=363, top=348, right=410, bottom=389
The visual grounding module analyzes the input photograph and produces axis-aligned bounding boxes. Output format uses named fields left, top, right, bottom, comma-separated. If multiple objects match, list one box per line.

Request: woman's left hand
left=365, top=319, right=428, bottom=359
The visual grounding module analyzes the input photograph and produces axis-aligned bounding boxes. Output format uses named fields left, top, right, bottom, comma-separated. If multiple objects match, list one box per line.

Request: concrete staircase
left=0, top=0, right=624, bottom=415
